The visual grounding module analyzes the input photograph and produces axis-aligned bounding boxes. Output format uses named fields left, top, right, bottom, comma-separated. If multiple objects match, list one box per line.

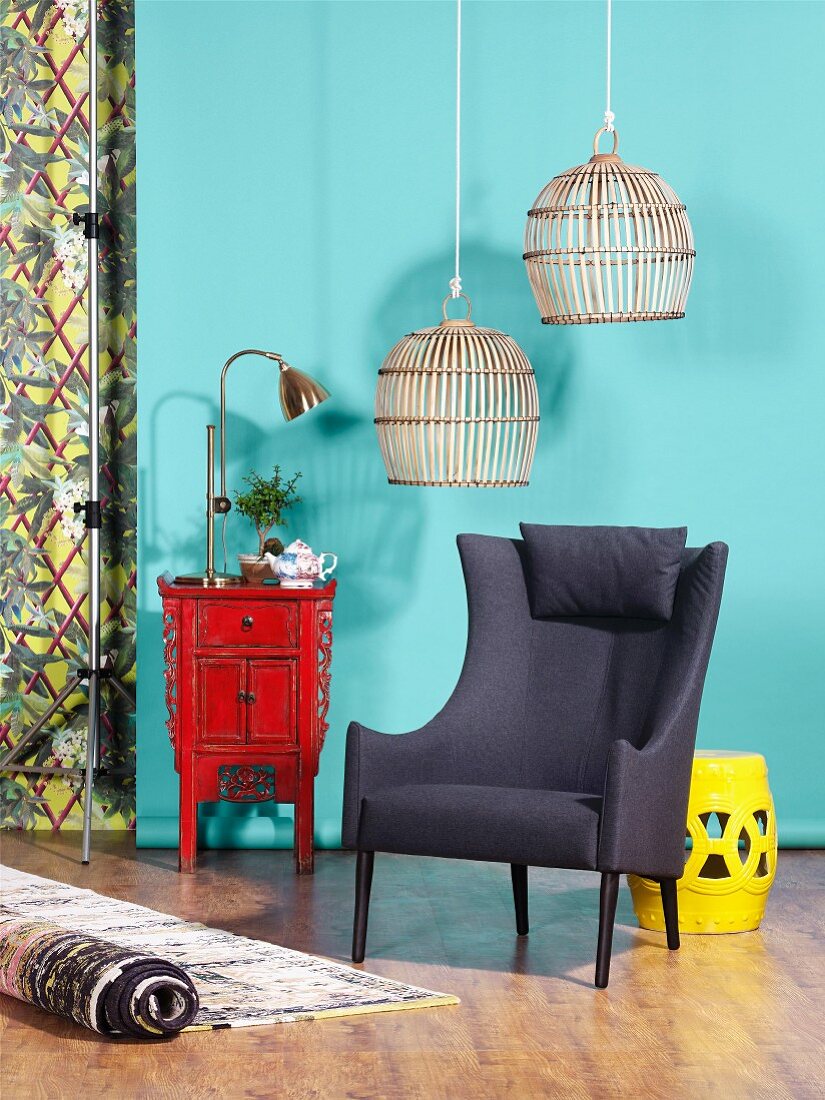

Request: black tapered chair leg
left=595, top=871, right=620, bottom=988
left=352, top=850, right=374, bottom=963
left=660, top=878, right=680, bottom=950
left=510, top=864, right=529, bottom=936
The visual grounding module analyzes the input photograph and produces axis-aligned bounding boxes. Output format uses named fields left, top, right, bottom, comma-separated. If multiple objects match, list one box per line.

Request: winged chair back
left=430, top=535, right=727, bottom=801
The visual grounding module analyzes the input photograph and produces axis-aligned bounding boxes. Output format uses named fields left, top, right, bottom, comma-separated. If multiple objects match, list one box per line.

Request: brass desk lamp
left=176, top=349, right=330, bottom=587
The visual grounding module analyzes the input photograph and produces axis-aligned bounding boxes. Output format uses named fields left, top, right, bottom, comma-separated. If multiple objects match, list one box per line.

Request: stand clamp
left=73, top=210, right=100, bottom=238
left=74, top=499, right=102, bottom=528
left=76, top=667, right=114, bottom=682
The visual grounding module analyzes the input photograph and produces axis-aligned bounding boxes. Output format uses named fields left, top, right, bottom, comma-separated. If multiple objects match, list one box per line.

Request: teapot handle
left=318, top=552, right=338, bottom=581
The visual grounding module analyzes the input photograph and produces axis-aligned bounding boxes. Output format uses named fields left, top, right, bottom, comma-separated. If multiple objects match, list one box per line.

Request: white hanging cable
left=449, top=0, right=463, bottom=298
left=604, top=0, right=615, bottom=131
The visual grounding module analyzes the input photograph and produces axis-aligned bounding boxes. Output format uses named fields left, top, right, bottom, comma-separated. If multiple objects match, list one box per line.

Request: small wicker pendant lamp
left=523, top=0, right=695, bottom=324
left=375, top=0, right=539, bottom=487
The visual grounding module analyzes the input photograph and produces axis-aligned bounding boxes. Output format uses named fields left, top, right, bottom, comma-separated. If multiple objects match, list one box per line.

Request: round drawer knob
left=241, top=615, right=254, bottom=630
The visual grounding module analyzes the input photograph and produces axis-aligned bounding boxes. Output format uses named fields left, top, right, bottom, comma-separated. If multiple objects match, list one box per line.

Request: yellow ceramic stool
left=629, top=751, right=777, bottom=933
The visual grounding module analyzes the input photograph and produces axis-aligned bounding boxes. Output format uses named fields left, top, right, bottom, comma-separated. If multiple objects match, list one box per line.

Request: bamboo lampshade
left=524, top=128, right=695, bottom=324
left=375, top=295, right=539, bottom=487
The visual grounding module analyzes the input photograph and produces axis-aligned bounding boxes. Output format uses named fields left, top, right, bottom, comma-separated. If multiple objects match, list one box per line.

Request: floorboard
left=1, top=833, right=823, bottom=1099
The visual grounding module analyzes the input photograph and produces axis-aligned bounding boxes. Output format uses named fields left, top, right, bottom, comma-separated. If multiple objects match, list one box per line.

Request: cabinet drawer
left=198, top=600, right=297, bottom=648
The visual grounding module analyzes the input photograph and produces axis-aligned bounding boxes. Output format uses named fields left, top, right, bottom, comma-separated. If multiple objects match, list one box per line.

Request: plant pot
left=237, top=554, right=275, bottom=585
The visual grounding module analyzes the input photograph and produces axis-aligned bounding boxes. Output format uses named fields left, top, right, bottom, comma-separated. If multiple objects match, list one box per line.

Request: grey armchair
left=343, top=529, right=728, bottom=987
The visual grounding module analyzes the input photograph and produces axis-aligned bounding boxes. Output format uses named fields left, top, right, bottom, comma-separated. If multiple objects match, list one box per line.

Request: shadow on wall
left=143, top=394, right=428, bottom=633
left=690, top=191, right=792, bottom=364
left=261, top=403, right=427, bottom=632
left=136, top=609, right=174, bottom=803
left=142, top=241, right=577, bottom=615
left=143, top=388, right=340, bottom=581
left=283, top=241, right=579, bottom=637
left=141, top=391, right=223, bottom=577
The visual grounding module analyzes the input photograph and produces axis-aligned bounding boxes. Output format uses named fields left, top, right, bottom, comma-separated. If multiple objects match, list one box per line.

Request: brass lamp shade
left=375, top=295, right=539, bottom=487
left=279, top=362, right=330, bottom=421
left=524, top=128, right=695, bottom=324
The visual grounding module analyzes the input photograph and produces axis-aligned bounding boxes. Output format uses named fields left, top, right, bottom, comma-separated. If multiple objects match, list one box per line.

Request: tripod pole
left=79, top=10, right=100, bottom=864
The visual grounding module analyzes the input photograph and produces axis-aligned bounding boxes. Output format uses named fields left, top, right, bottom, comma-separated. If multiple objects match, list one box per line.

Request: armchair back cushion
left=519, top=524, right=687, bottom=621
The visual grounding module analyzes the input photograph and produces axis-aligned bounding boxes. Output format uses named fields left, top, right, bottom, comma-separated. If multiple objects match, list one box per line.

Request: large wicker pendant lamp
left=524, top=0, right=695, bottom=324
left=375, top=0, right=539, bottom=487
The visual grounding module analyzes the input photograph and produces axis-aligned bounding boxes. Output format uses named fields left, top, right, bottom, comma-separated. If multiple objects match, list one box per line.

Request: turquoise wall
left=136, top=0, right=825, bottom=849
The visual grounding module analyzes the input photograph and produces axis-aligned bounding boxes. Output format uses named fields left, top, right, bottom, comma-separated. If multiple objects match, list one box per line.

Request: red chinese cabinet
left=157, top=574, right=335, bottom=874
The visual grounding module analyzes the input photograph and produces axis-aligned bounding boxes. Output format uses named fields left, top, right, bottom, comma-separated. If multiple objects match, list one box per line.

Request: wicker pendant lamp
left=375, top=0, right=539, bottom=487
left=523, top=0, right=695, bottom=324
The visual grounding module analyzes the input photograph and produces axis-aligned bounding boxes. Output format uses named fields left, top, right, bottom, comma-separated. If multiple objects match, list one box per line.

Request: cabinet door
left=246, top=660, right=296, bottom=746
left=196, top=658, right=246, bottom=745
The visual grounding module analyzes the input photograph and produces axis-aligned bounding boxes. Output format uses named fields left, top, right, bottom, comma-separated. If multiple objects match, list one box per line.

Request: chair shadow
left=348, top=872, right=670, bottom=987
left=168, top=851, right=668, bottom=987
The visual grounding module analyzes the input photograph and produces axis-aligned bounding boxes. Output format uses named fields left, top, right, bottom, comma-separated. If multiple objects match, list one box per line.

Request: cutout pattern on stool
left=629, top=752, right=778, bottom=934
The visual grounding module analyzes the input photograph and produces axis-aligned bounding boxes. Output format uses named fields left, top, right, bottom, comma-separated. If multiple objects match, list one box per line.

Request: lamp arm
left=217, top=349, right=285, bottom=506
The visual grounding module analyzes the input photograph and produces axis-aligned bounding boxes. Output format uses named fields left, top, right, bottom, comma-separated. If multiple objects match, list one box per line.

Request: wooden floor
left=1, top=834, right=823, bottom=1099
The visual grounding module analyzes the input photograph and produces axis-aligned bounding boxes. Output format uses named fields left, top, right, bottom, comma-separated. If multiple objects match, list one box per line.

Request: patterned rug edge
left=183, top=994, right=461, bottom=1031
left=0, top=866, right=460, bottom=1033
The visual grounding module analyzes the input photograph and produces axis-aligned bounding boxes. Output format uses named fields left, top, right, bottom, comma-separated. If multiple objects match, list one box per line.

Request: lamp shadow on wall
left=146, top=377, right=428, bottom=636
left=142, top=390, right=222, bottom=576
left=281, top=239, right=578, bottom=636
left=246, top=401, right=426, bottom=634
left=689, top=192, right=791, bottom=363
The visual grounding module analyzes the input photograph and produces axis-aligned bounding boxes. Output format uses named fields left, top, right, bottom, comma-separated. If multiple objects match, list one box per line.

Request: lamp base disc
left=174, top=571, right=243, bottom=588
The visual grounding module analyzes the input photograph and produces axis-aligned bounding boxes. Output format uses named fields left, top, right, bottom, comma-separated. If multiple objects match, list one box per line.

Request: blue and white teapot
left=266, top=539, right=337, bottom=589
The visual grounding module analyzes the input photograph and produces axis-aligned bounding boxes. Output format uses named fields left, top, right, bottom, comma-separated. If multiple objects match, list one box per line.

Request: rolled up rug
left=0, top=914, right=199, bottom=1037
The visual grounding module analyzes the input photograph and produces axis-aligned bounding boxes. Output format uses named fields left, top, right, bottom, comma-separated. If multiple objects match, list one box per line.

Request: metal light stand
left=0, top=12, right=134, bottom=863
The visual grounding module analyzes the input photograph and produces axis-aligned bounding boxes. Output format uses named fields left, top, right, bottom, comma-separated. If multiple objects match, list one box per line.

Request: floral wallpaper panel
left=0, top=0, right=136, bottom=829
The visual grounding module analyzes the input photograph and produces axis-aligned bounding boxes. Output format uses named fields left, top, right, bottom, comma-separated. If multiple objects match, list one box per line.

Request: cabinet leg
left=179, top=769, right=197, bottom=874
left=295, top=776, right=315, bottom=875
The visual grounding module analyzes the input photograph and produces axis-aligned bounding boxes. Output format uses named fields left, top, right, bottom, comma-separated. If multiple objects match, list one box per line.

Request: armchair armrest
left=599, top=541, right=728, bottom=879
left=342, top=721, right=444, bottom=849
left=598, top=734, right=695, bottom=880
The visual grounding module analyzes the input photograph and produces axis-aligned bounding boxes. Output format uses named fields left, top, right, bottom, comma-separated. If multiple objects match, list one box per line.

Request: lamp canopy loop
left=441, top=292, right=473, bottom=324
left=592, top=126, right=620, bottom=158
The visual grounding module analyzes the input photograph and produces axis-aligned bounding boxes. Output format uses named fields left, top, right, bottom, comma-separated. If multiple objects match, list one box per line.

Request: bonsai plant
left=233, top=466, right=302, bottom=582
